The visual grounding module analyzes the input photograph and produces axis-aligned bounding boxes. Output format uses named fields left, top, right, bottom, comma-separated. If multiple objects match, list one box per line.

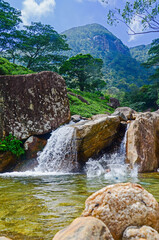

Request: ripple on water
left=0, top=172, right=159, bottom=240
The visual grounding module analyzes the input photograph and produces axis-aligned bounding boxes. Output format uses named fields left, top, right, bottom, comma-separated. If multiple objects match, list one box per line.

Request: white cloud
left=76, top=0, right=116, bottom=6
left=128, top=16, right=143, bottom=42
left=21, top=0, right=56, bottom=25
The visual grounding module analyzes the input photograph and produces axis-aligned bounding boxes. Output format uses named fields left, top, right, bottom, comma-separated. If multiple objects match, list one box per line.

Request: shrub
left=0, top=134, right=25, bottom=157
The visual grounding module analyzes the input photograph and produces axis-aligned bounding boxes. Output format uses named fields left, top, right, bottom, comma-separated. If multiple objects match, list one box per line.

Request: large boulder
left=122, top=225, right=159, bottom=240
left=107, top=97, right=120, bottom=109
left=73, top=115, right=120, bottom=162
left=82, top=183, right=159, bottom=240
left=113, top=107, right=137, bottom=120
left=126, top=112, right=159, bottom=172
left=0, top=71, right=70, bottom=140
left=53, top=217, right=114, bottom=240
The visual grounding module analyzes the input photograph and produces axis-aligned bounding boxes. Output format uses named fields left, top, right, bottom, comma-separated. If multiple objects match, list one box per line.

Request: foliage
left=67, top=88, right=113, bottom=118
left=0, top=0, right=22, bottom=53
left=121, top=84, right=159, bottom=111
left=130, top=44, right=151, bottom=62
left=0, top=57, right=33, bottom=75
left=5, top=22, right=70, bottom=72
left=107, top=0, right=159, bottom=35
left=60, top=54, right=105, bottom=91
left=0, top=134, right=25, bottom=157
left=143, top=38, right=159, bottom=80
left=63, top=23, right=153, bottom=92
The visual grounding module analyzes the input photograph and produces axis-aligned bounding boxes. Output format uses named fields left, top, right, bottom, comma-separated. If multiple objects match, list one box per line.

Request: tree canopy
left=0, top=0, right=22, bottom=53
left=15, top=22, right=70, bottom=72
left=0, top=1, right=70, bottom=72
left=106, top=0, right=159, bottom=35
left=59, top=54, right=105, bottom=91
left=143, top=38, right=159, bottom=80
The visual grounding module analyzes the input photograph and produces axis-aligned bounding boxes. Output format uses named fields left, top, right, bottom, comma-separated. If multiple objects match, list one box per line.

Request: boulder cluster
left=53, top=182, right=159, bottom=240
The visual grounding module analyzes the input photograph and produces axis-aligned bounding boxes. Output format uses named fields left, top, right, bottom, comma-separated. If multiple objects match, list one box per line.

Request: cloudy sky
left=6, top=0, right=158, bottom=47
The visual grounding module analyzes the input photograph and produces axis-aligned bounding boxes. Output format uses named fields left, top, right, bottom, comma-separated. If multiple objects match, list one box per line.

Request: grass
left=67, top=88, right=114, bottom=118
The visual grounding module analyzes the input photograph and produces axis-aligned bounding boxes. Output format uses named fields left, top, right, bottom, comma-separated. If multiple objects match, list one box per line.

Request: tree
left=59, top=54, right=105, bottom=91
left=106, top=0, right=159, bottom=81
left=106, top=0, right=159, bottom=35
left=14, top=22, right=70, bottom=72
left=0, top=0, right=22, bottom=52
left=143, top=38, right=159, bottom=80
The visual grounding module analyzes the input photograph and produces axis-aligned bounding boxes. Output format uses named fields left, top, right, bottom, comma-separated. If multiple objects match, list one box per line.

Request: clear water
left=0, top=173, right=159, bottom=240
left=0, top=124, right=158, bottom=239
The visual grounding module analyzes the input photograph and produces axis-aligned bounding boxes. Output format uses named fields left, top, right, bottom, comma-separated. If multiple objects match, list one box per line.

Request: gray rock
left=0, top=71, right=70, bottom=139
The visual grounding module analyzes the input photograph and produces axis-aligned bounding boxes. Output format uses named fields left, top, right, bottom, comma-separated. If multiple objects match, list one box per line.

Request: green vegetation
left=0, top=57, right=33, bottom=75
left=143, top=38, right=159, bottom=80
left=67, top=88, right=113, bottom=118
left=121, top=84, right=159, bottom=112
left=60, top=54, right=105, bottom=91
left=13, top=22, right=69, bottom=72
left=63, top=23, right=153, bottom=92
left=0, top=1, right=69, bottom=72
left=0, top=0, right=22, bottom=54
left=0, top=134, right=25, bottom=157
left=130, top=44, right=151, bottom=63
left=107, top=0, right=159, bottom=35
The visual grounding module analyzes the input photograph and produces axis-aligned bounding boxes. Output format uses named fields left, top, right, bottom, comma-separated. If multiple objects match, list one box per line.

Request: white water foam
left=85, top=124, right=138, bottom=180
left=35, top=124, right=79, bottom=173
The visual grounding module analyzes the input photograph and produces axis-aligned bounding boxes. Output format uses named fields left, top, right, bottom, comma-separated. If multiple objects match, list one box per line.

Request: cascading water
left=85, top=124, right=138, bottom=179
left=35, top=124, right=79, bottom=173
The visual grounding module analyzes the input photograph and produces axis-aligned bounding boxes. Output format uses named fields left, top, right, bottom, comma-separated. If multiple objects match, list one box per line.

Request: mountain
left=130, top=44, right=151, bottom=63
left=62, top=23, right=153, bottom=92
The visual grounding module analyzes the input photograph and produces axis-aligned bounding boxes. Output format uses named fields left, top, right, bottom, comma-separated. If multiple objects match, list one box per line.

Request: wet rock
left=0, top=237, right=12, bottom=240
left=114, top=107, right=137, bottom=120
left=0, top=151, right=17, bottom=172
left=53, top=217, right=114, bottom=240
left=126, top=112, right=159, bottom=172
left=82, top=183, right=159, bottom=240
left=71, top=115, right=82, bottom=123
left=24, top=136, right=47, bottom=159
left=112, top=111, right=127, bottom=122
left=91, top=114, right=110, bottom=120
left=122, top=225, right=159, bottom=240
left=73, top=115, right=120, bottom=162
left=0, top=71, right=70, bottom=140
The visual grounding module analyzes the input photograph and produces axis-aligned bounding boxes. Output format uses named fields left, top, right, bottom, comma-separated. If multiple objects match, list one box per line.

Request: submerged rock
left=82, top=182, right=159, bottom=240
left=122, top=225, right=159, bottom=240
left=74, top=115, right=120, bottom=162
left=126, top=112, right=159, bottom=172
left=0, top=237, right=12, bottom=240
left=0, top=71, right=70, bottom=140
left=53, top=217, right=114, bottom=240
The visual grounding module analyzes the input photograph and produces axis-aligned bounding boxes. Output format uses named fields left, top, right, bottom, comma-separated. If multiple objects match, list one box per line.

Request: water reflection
left=0, top=173, right=159, bottom=240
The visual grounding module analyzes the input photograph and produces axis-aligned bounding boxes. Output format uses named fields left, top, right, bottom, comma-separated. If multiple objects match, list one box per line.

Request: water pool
left=0, top=172, right=159, bottom=240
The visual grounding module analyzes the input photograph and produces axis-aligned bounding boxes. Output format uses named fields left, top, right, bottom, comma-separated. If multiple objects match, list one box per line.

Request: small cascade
left=35, top=125, right=79, bottom=173
left=85, top=124, right=138, bottom=179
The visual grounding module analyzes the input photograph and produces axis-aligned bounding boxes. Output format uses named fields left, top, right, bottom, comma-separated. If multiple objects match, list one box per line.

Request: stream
left=0, top=123, right=159, bottom=239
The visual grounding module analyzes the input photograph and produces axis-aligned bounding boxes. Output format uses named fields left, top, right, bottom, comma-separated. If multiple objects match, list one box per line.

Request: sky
left=6, top=0, right=159, bottom=48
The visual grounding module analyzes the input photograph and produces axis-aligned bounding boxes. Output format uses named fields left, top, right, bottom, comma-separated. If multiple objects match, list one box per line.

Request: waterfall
left=35, top=125, right=79, bottom=173
left=85, top=124, right=138, bottom=179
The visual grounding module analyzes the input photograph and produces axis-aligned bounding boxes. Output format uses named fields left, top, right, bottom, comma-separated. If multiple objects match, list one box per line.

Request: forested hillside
left=63, top=23, right=153, bottom=92
left=130, top=44, right=151, bottom=63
